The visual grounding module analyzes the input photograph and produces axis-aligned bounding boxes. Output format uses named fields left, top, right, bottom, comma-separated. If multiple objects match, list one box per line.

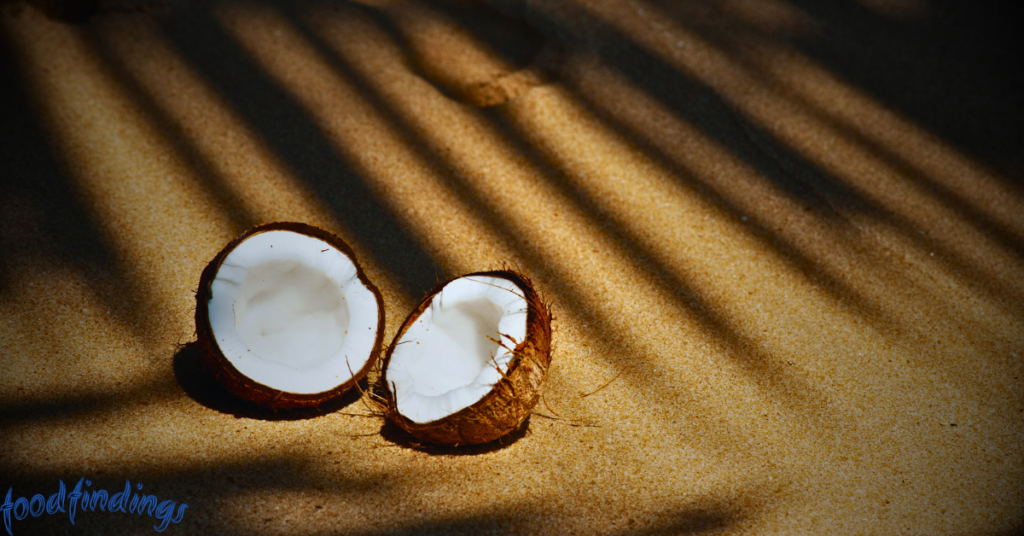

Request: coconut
left=195, top=222, right=385, bottom=409
left=379, top=270, right=552, bottom=446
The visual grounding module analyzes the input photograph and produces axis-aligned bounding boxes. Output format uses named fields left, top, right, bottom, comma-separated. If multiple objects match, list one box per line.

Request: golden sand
left=1, top=0, right=1022, bottom=534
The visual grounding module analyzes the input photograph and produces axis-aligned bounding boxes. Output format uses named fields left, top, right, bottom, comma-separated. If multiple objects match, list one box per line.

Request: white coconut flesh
left=206, top=230, right=379, bottom=394
left=388, top=276, right=528, bottom=423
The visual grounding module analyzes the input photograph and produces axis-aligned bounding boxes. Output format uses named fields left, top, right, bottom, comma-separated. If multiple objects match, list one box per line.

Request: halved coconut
left=380, top=270, right=552, bottom=445
left=195, top=222, right=384, bottom=408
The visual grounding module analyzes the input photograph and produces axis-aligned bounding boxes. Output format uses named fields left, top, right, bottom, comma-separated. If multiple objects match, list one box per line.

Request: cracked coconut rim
left=196, top=223, right=384, bottom=407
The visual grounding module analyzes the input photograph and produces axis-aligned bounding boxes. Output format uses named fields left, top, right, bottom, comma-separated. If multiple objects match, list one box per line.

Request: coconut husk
left=194, top=222, right=385, bottom=409
left=379, top=270, right=553, bottom=446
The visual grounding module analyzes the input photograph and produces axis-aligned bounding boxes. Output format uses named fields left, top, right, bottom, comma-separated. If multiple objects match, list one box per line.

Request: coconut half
left=195, top=222, right=385, bottom=408
left=380, top=270, right=552, bottom=445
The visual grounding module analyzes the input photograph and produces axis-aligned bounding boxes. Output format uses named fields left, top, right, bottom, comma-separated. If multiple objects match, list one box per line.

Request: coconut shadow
left=173, top=342, right=365, bottom=421
left=377, top=415, right=531, bottom=456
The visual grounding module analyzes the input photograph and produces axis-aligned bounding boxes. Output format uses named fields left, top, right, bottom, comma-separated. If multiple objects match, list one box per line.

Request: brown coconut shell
left=195, top=222, right=385, bottom=409
left=379, top=270, right=552, bottom=446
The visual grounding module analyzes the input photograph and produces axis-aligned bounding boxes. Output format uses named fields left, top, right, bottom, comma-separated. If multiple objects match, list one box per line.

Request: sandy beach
left=2, top=0, right=1022, bottom=534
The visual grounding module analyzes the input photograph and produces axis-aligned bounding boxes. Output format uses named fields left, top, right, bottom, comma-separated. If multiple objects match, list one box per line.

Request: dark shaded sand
left=2, top=0, right=1022, bottom=534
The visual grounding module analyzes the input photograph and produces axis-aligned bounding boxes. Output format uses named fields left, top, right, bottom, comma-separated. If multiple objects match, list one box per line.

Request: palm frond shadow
left=0, top=34, right=167, bottom=351
left=155, top=4, right=445, bottom=300
left=284, top=0, right=836, bottom=430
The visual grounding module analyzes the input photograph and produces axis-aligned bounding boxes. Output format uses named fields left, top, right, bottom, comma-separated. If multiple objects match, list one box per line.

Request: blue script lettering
left=2, top=489, right=13, bottom=534
left=86, top=489, right=108, bottom=511
left=67, top=478, right=85, bottom=525
left=109, top=480, right=131, bottom=514
left=45, top=480, right=65, bottom=515
left=12, top=499, right=27, bottom=521
left=171, top=504, right=188, bottom=525
left=134, top=495, right=159, bottom=516
left=1, top=478, right=188, bottom=535
left=153, top=500, right=176, bottom=532
left=152, top=501, right=188, bottom=533
left=28, top=496, right=44, bottom=518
